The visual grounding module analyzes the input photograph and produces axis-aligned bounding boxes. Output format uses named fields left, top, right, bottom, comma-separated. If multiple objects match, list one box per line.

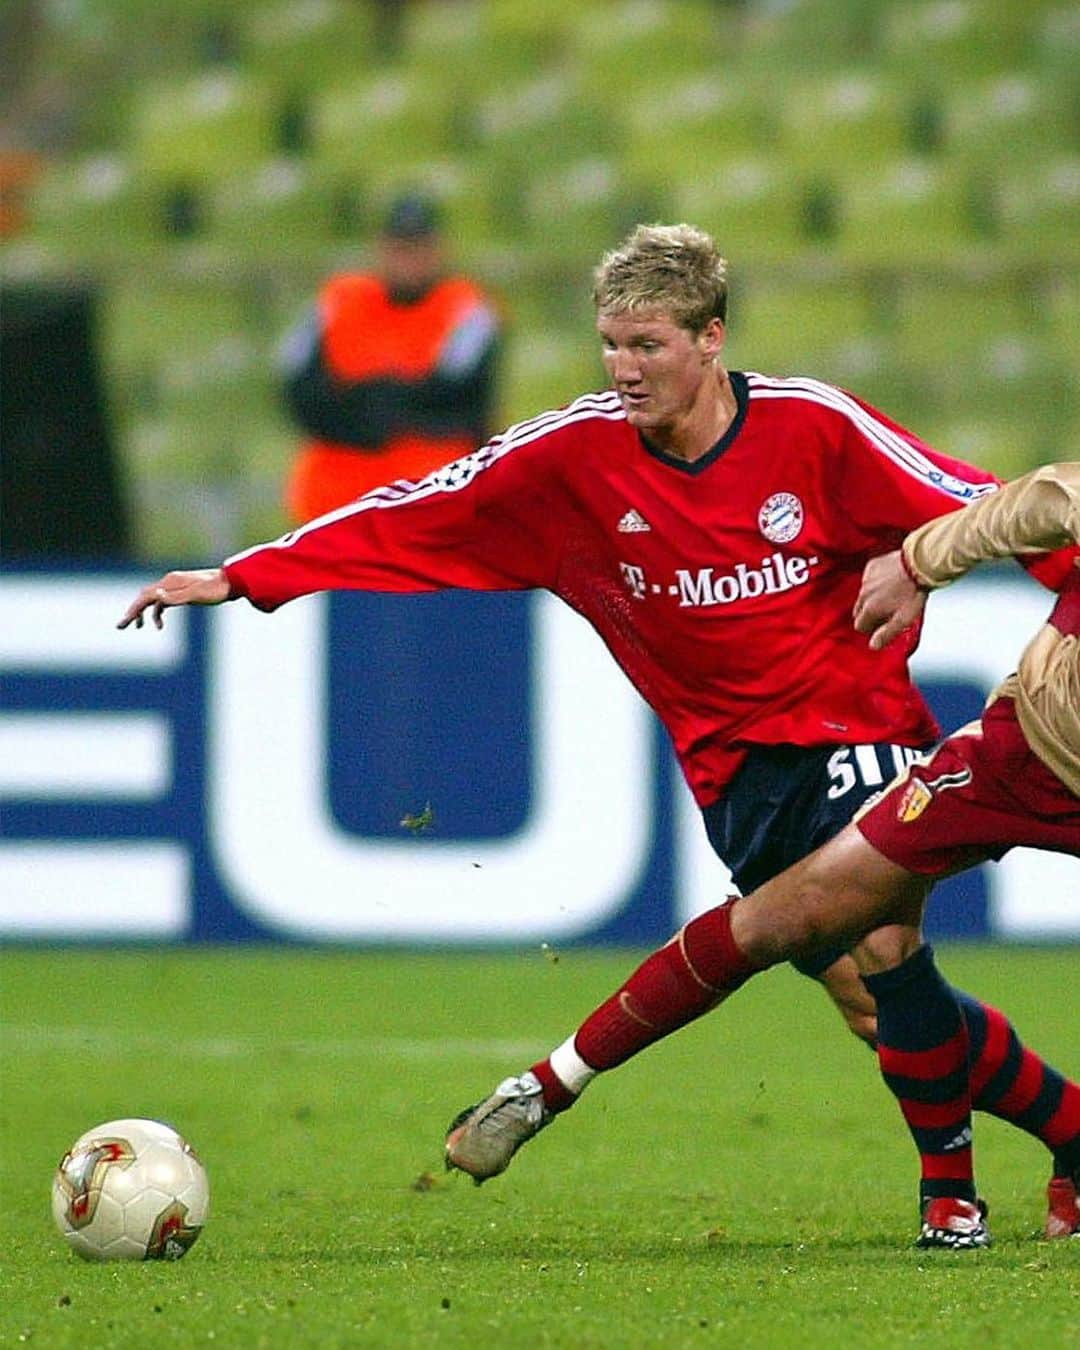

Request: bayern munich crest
left=758, top=492, right=804, bottom=544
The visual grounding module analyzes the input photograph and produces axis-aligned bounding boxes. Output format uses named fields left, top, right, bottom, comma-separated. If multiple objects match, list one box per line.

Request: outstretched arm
left=117, top=568, right=231, bottom=630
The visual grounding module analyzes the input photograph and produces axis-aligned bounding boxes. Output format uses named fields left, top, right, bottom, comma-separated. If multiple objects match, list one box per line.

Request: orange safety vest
left=286, top=273, right=492, bottom=524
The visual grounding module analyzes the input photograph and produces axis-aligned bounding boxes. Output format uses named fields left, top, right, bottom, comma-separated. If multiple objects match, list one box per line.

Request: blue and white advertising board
left=2, top=569, right=1076, bottom=944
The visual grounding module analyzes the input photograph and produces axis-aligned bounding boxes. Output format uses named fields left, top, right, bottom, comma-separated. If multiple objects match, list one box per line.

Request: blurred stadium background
left=1, top=0, right=1076, bottom=560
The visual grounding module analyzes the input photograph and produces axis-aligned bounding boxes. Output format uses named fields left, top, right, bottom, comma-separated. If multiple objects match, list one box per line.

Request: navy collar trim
left=639, top=370, right=749, bottom=475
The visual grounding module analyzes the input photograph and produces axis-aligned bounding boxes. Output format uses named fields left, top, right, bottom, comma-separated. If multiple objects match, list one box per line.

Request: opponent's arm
left=855, top=463, right=1080, bottom=650
left=903, top=461, right=1080, bottom=586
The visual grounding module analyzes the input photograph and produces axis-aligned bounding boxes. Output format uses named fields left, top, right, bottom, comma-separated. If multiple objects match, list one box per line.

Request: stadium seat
left=501, top=312, right=606, bottom=426
left=24, top=154, right=161, bottom=264
left=129, top=72, right=275, bottom=189
left=879, top=0, right=1047, bottom=79
left=573, top=0, right=727, bottom=92
left=945, top=73, right=1074, bottom=169
left=670, top=157, right=807, bottom=265
left=210, top=162, right=337, bottom=262
left=518, top=157, right=660, bottom=267
left=993, top=158, right=1080, bottom=264
left=312, top=71, right=456, bottom=180
left=102, top=274, right=294, bottom=557
left=725, top=273, right=897, bottom=388
left=777, top=73, right=908, bottom=173
left=237, top=1, right=380, bottom=93
left=837, top=158, right=974, bottom=265
left=891, top=275, right=1075, bottom=471
left=405, top=0, right=566, bottom=93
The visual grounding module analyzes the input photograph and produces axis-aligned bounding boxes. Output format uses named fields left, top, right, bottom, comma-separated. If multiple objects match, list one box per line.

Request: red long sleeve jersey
left=225, top=371, right=1070, bottom=807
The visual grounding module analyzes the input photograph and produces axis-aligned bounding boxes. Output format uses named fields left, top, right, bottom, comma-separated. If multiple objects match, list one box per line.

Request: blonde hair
left=593, top=223, right=728, bottom=332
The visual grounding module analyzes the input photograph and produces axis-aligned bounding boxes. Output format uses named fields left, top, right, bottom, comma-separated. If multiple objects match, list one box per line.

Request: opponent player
left=118, top=224, right=1079, bottom=1239
left=445, top=463, right=1079, bottom=1248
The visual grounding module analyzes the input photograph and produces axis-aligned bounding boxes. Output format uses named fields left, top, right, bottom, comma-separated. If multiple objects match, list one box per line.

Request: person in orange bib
left=280, top=190, right=501, bottom=524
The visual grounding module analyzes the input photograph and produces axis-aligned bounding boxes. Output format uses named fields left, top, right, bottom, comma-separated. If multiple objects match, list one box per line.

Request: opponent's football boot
left=1045, top=1175, right=1080, bottom=1239
left=445, top=1071, right=552, bottom=1182
left=916, top=1196, right=991, bottom=1249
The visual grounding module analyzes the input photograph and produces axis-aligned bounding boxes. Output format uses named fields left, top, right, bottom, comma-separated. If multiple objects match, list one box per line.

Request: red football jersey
left=225, top=372, right=1064, bottom=806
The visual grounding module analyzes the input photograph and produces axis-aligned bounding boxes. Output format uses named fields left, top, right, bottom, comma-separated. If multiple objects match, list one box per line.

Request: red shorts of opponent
left=855, top=697, right=1080, bottom=877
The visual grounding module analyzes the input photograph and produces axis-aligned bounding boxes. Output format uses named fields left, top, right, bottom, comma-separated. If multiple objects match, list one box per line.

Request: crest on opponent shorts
left=758, top=492, right=804, bottom=544
left=897, top=777, right=933, bottom=822
left=896, top=768, right=973, bottom=823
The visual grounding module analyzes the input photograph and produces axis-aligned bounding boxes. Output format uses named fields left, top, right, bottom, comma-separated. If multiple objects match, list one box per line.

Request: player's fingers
left=117, top=589, right=153, bottom=630
left=852, top=595, right=882, bottom=634
left=868, top=613, right=908, bottom=651
left=868, top=623, right=892, bottom=651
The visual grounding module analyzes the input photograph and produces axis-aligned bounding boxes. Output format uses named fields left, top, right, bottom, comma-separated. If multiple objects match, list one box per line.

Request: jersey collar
left=638, top=370, right=749, bottom=475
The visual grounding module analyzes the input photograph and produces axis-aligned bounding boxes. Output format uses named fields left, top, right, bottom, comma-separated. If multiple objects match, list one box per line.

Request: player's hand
left=853, top=551, right=927, bottom=652
left=117, top=568, right=231, bottom=630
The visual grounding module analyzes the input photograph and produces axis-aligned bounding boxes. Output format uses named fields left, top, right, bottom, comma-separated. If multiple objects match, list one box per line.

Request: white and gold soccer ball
left=52, top=1118, right=210, bottom=1261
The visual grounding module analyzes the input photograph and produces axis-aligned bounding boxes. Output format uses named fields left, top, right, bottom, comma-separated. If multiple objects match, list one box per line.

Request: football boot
left=916, top=1196, right=991, bottom=1250
left=445, top=1071, right=552, bottom=1182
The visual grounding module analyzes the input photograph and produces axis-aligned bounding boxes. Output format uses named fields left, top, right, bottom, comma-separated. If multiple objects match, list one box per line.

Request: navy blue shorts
left=701, top=740, right=932, bottom=978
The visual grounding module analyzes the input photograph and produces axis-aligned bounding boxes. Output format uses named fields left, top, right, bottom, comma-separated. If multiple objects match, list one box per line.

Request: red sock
left=546, top=900, right=758, bottom=1088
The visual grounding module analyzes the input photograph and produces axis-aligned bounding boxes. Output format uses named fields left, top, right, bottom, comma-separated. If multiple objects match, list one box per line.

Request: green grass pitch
left=2, top=945, right=1077, bottom=1346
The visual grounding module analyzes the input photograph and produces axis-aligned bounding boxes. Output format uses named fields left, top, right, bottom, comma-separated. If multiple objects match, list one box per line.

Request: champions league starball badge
left=758, top=492, right=804, bottom=544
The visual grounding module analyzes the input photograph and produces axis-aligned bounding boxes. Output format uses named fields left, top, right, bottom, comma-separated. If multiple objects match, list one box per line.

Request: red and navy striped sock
left=861, top=944, right=975, bottom=1205
left=956, top=992, right=1080, bottom=1181
left=530, top=900, right=759, bottom=1111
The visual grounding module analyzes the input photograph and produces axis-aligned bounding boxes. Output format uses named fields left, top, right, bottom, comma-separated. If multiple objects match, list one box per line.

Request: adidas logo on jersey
left=618, top=509, right=651, bottom=533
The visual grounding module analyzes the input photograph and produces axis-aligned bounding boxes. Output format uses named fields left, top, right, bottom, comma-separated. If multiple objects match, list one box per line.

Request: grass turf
left=1, top=946, right=1077, bottom=1346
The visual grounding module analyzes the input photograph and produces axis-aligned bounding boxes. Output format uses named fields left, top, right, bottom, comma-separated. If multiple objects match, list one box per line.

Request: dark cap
left=382, top=191, right=442, bottom=240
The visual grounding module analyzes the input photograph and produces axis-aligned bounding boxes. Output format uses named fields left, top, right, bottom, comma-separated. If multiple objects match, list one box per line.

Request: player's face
left=597, top=309, right=724, bottom=433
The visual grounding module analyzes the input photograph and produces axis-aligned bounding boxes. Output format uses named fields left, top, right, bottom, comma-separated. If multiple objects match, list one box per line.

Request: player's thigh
left=705, top=740, right=933, bottom=978
left=795, top=742, right=932, bottom=975
left=730, top=824, right=927, bottom=964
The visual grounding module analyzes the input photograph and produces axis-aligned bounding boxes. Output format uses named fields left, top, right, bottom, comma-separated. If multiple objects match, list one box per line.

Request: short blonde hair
left=593, top=223, right=728, bottom=332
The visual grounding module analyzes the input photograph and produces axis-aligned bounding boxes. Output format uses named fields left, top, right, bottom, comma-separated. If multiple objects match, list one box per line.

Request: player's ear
left=699, top=317, right=725, bottom=360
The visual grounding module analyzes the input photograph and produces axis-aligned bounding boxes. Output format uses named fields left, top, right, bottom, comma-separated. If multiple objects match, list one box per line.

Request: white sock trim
left=548, top=1034, right=596, bottom=1096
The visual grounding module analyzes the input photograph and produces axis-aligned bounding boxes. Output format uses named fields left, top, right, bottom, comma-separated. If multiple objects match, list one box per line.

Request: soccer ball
left=51, top=1118, right=210, bottom=1261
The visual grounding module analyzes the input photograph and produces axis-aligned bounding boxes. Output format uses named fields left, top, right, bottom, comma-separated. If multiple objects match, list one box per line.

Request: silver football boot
left=444, top=1071, right=552, bottom=1182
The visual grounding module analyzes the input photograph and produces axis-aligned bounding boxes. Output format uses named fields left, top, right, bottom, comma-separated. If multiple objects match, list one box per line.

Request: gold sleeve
left=901, top=463, right=1080, bottom=589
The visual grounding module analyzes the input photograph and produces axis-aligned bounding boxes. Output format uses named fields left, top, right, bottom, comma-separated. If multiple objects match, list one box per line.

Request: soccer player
left=119, top=224, right=1079, bottom=1243
left=442, top=461, right=1074, bottom=1242
left=445, top=462, right=1080, bottom=1248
